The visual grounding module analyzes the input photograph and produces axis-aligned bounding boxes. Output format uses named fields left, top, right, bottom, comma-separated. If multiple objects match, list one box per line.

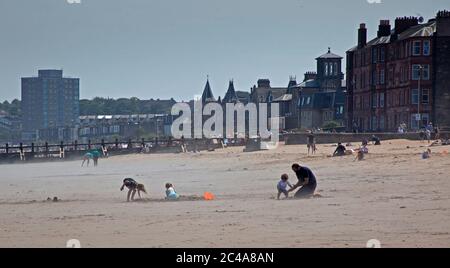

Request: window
left=372, top=48, right=378, bottom=63
left=334, top=62, right=338, bottom=75
left=422, top=65, right=430, bottom=80
left=329, top=63, right=333, bottom=76
left=372, top=93, right=378, bottom=108
left=380, top=69, right=385, bottom=85
left=411, top=114, right=419, bottom=129
left=380, top=47, right=385, bottom=62
left=325, top=63, right=329, bottom=76
left=380, top=93, right=385, bottom=108
left=422, top=89, right=430, bottom=104
left=412, top=65, right=420, bottom=80
left=306, top=97, right=311, bottom=105
left=372, top=116, right=378, bottom=130
left=422, top=113, right=430, bottom=126
left=412, top=89, right=419, bottom=104
left=412, top=41, right=421, bottom=56
left=423, top=41, right=431, bottom=56
left=372, top=70, right=377, bottom=85
left=380, top=116, right=385, bottom=130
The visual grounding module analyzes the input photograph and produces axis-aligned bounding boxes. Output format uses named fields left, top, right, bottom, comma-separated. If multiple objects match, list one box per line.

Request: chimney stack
left=394, top=16, right=419, bottom=35
left=436, top=10, right=450, bottom=37
left=257, top=79, right=271, bottom=88
left=303, top=72, right=317, bottom=82
left=377, top=20, right=391, bottom=37
left=358, top=23, right=367, bottom=48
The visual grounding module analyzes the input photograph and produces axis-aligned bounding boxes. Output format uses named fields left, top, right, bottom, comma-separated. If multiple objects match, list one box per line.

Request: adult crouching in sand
left=288, top=164, right=318, bottom=199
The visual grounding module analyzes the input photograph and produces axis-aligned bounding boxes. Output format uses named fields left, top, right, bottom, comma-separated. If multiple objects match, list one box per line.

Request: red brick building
left=346, top=11, right=450, bottom=132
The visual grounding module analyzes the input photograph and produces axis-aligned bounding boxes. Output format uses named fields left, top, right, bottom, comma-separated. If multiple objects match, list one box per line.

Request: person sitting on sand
left=333, top=143, right=347, bottom=157
left=422, top=149, right=432, bottom=159
left=354, top=147, right=365, bottom=161
left=288, top=164, right=318, bottom=199
left=120, top=178, right=147, bottom=202
left=277, top=174, right=293, bottom=200
left=81, top=152, right=93, bottom=167
left=165, top=183, right=179, bottom=200
left=371, top=135, right=381, bottom=145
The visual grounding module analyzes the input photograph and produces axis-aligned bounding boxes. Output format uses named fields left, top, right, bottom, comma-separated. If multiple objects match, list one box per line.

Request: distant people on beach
left=422, top=149, right=432, bottom=159
left=92, top=149, right=101, bottom=167
left=307, top=131, right=316, bottom=155
left=333, top=143, right=347, bottom=157
left=120, top=178, right=147, bottom=202
left=81, top=152, right=93, bottom=167
left=165, top=183, right=179, bottom=200
left=277, top=174, right=293, bottom=200
left=355, top=147, right=365, bottom=161
left=371, top=135, right=381, bottom=145
left=435, top=125, right=441, bottom=140
left=288, top=164, right=318, bottom=199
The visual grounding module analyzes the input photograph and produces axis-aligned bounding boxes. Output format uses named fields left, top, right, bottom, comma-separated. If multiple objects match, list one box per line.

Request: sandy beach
left=0, top=139, right=449, bottom=248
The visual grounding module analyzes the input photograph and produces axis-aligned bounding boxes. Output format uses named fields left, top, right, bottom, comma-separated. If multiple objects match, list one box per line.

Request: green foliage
left=1, top=97, right=176, bottom=116
left=322, top=120, right=341, bottom=130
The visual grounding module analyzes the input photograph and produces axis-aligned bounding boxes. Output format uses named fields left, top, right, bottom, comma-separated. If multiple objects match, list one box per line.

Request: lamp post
left=417, top=65, right=424, bottom=130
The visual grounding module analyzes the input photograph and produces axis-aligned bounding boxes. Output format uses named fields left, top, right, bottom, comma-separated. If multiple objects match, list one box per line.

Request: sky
left=0, top=0, right=448, bottom=101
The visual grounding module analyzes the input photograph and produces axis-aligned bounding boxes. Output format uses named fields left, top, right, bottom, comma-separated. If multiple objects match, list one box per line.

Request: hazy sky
left=0, top=0, right=448, bottom=101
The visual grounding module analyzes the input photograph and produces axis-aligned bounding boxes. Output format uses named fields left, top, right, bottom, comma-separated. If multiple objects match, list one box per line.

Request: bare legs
left=127, top=189, right=137, bottom=202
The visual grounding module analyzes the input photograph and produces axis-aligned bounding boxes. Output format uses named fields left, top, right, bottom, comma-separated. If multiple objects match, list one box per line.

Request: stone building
left=346, top=11, right=450, bottom=132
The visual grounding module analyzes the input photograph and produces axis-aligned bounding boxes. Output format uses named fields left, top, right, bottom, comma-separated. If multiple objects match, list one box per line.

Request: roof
left=222, top=80, right=238, bottom=103
left=398, top=21, right=436, bottom=40
left=274, top=94, right=293, bottom=102
left=251, top=87, right=287, bottom=102
left=236, top=91, right=250, bottom=103
left=348, top=21, right=436, bottom=52
left=294, top=79, right=320, bottom=88
left=316, top=48, right=343, bottom=60
left=201, top=80, right=216, bottom=103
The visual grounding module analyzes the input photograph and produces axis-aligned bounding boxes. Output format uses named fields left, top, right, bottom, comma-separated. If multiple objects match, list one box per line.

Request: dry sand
left=0, top=139, right=449, bottom=248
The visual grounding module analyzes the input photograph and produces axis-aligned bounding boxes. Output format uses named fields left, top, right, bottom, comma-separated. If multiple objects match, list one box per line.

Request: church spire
left=223, top=79, right=238, bottom=103
left=201, top=77, right=216, bottom=103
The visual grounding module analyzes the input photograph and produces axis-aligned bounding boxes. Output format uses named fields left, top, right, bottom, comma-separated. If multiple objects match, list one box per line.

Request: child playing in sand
left=120, top=178, right=147, bottom=202
left=422, top=149, right=432, bottom=159
left=165, top=183, right=179, bottom=200
left=277, top=174, right=293, bottom=200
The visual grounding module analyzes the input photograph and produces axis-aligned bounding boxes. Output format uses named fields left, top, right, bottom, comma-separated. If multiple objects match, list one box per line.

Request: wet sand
left=0, top=139, right=449, bottom=248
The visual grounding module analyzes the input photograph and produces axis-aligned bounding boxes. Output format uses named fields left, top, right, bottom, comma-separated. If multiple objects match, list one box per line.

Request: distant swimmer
left=81, top=152, right=93, bottom=167
left=289, top=164, right=318, bottom=199
left=120, top=178, right=147, bottom=202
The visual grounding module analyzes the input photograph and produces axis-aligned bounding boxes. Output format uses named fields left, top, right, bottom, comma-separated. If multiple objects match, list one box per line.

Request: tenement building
left=346, top=11, right=450, bottom=132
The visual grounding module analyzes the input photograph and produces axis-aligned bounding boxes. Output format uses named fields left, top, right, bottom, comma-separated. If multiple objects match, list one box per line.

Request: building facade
left=347, top=11, right=450, bottom=132
left=21, top=70, right=80, bottom=141
left=294, top=49, right=346, bottom=130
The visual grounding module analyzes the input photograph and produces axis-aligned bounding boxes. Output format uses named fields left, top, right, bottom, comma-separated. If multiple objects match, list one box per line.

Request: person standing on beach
left=81, top=152, right=93, bottom=167
left=91, top=149, right=101, bottom=167
left=307, top=131, right=316, bottom=155
left=288, top=164, right=317, bottom=199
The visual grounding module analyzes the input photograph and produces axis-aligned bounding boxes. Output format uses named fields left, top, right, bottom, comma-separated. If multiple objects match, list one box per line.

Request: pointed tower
left=316, top=47, right=343, bottom=90
left=201, top=78, right=216, bottom=104
left=286, top=76, right=297, bottom=94
left=222, top=80, right=238, bottom=103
